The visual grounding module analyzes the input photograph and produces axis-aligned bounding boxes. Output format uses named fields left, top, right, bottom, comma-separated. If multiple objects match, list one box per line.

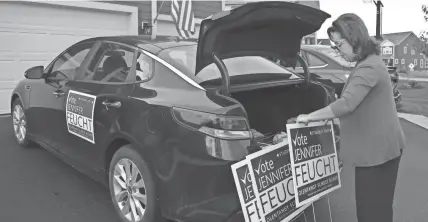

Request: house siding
left=393, top=33, right=428, bottom=71
left=104, top=1, right=152, bottom=34
left=157, top=0, right=222, bottom=19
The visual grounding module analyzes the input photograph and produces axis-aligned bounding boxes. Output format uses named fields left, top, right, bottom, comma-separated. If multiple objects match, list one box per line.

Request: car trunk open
left=230, top=83, right=329, bottom=139
left=195, top=1, right=331, bottom=74
left=193, top=1, right=333, bottom=144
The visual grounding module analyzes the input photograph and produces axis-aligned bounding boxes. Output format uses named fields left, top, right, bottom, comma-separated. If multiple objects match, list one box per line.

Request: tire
left=11, top=99, right=32, bottom=147
left=109, top=144, right=165, bottom=222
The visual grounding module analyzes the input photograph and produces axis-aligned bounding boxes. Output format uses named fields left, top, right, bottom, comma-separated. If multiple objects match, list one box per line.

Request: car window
left=82, top=42, right=136, bottom=83
left=49, top=41, right=94, bottom=80
left=313, top=47, right=356, bottom=67
left=306, top=52, right=327, bottom=67
left=159, top=45, right=304, bottom=84
left=135, top=53, right=154, bottom=81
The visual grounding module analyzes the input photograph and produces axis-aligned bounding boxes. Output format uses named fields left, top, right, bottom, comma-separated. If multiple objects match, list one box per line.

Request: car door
left=54, top=41, right=146, bottom=172
left=27, top=40, right=98, bottom=148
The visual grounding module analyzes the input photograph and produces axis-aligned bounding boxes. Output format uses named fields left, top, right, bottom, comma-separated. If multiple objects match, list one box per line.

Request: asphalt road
left=0, top=116, right=427, bottom=222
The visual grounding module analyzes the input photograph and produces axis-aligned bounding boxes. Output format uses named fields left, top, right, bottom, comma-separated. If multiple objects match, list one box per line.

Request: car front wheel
left=12, top=99, right=31, bottom=147
left=109, top=145, right=164, bottom=222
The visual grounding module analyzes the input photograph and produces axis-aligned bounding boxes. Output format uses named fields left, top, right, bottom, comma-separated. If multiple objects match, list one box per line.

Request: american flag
left=171, top=0, right=196, bottom=39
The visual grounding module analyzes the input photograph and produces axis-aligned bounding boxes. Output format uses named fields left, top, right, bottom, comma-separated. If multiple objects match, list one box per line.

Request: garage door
left=0, top=1, right=138, bottom=114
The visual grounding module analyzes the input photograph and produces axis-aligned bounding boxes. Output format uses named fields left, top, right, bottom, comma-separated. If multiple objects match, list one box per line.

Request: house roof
left=378, top=31, right=414, bottom=45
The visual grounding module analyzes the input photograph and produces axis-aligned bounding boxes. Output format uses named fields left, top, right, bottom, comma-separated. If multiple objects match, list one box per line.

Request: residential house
left=317, top=31, right=428, bottom=71
left=110, top=0, right=323, bottom=43
left=108, top=1, right=225, bottom=39
left=382, top=31, right=428, bottom=71
left=379, top=39, right=395, bottom=66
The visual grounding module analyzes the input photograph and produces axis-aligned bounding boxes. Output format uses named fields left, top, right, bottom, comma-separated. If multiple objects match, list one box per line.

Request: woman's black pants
left=355, top=153, right=402, bottom=222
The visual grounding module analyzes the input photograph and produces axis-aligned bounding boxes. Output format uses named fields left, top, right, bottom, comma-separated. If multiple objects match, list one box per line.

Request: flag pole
left=153, top=0, right=165, bottom=24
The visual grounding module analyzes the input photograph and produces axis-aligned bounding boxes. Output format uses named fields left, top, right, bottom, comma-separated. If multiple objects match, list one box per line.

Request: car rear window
left=159, top=45, right=304, bottom=84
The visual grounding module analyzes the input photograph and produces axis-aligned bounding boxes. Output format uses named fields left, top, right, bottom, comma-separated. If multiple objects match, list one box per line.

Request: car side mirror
left=25, top=66, right=44, bottom=79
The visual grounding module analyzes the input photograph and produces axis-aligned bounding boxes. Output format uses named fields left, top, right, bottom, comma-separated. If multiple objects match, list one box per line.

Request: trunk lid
left=195, top=1, right=331, bottom=74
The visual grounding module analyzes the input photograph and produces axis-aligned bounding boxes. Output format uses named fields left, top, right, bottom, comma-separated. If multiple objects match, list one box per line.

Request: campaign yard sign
left=66, top=90, right=96, bottom=144
left=231, top=141, right=311, bottom=222
left=231, top=159, right=263, bottom=222
left=286, top=121, right=341, bottom=207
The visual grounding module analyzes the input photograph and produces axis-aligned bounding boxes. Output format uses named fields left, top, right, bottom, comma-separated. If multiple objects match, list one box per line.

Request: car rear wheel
left=109, top=145, right=165, bottom=222
left=12, top=99, right=31, bottom=147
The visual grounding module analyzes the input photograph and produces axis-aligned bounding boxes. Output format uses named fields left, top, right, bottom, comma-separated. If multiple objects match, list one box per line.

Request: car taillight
left=172, top=107, right=251, bottom=140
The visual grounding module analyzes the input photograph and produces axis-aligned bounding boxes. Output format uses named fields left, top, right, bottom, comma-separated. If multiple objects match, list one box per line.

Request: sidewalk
left=397, top=113, right=428, bottom=129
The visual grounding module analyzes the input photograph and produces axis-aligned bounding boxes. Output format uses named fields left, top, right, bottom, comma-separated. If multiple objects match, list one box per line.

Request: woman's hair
left=327, top=13, right=381, bottom=61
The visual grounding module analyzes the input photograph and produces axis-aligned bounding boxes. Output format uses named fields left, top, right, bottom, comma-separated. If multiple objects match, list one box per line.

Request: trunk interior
left=231, top=83, right=329, bottom=136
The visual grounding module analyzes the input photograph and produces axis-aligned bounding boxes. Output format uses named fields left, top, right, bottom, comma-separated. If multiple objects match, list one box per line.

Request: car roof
left=80, top=35, right=197, bottom=54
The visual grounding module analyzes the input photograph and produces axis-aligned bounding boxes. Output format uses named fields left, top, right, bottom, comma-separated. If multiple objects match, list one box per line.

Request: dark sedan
left=10, top=2, right=338, bottom=222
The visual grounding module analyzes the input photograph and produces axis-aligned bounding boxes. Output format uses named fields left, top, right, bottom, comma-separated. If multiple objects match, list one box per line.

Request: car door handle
left=53, top=90, right=65, bottom=97
left=102, top=101, right=121, bottom=108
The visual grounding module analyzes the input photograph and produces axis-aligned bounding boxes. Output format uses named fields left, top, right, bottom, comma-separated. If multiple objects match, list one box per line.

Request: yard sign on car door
left=66, top=90, right=97, bottom=144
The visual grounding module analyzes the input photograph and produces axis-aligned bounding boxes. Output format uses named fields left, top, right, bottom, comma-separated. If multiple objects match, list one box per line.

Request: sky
left=317, top=0, right=428, bottom=39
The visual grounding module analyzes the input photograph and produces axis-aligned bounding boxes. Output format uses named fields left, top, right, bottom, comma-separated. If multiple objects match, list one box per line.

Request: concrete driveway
left=329, top=118, right=428, bottom=222
left=0, top=115, right=427, bottom=222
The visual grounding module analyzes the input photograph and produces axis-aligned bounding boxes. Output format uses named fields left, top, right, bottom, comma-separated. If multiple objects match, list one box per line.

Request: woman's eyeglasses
left=331, top=39, right=346, bottom=53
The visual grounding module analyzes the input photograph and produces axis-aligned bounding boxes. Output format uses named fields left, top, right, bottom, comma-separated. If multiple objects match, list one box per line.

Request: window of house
left=426, top=59, right=428, bottom=68
left=382, top=47, right=393, bottom=55
left=421, top=59, right=424, bottom=68
left=394, top=59, right=398, bottom=64
left=401, top=59, right=405, bottom=64
left=414, top=59, right=418, bottom=65
left=404, top=47, right=407, bottom=54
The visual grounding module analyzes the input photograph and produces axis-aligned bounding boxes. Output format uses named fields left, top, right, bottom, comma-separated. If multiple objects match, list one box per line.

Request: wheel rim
left=12, top=104, right=26, bottom=143
left=113, top=158, right=147, bottom=222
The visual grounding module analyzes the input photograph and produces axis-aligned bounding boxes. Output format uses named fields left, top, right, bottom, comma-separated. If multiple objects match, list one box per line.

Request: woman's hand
left=296, top=114, right=312, bottom=125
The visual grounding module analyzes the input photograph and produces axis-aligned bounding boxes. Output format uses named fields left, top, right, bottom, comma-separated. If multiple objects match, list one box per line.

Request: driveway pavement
left=328, top=118, right=428, bottom=222
left=0, top=116, right=427, bottom=222
left=0, top=116, right=119, bottom=222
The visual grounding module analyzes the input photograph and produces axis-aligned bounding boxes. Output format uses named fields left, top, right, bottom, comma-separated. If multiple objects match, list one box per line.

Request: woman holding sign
left=295, top=13, right=405, bottom=222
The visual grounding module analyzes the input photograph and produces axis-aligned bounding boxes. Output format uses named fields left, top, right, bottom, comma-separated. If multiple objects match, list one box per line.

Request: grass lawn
left=396, top=81, right=428, bottom=117
left=398, top=70, right=428, bottom=79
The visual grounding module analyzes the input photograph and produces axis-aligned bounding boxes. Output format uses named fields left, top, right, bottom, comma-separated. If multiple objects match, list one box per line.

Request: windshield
left=314, top=47, right=356, bottom=67
left=158, top=45, right=304, bottom=84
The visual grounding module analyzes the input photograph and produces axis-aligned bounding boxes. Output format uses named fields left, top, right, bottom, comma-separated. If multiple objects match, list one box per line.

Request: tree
left=421, top=5, right=428, bottom=57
